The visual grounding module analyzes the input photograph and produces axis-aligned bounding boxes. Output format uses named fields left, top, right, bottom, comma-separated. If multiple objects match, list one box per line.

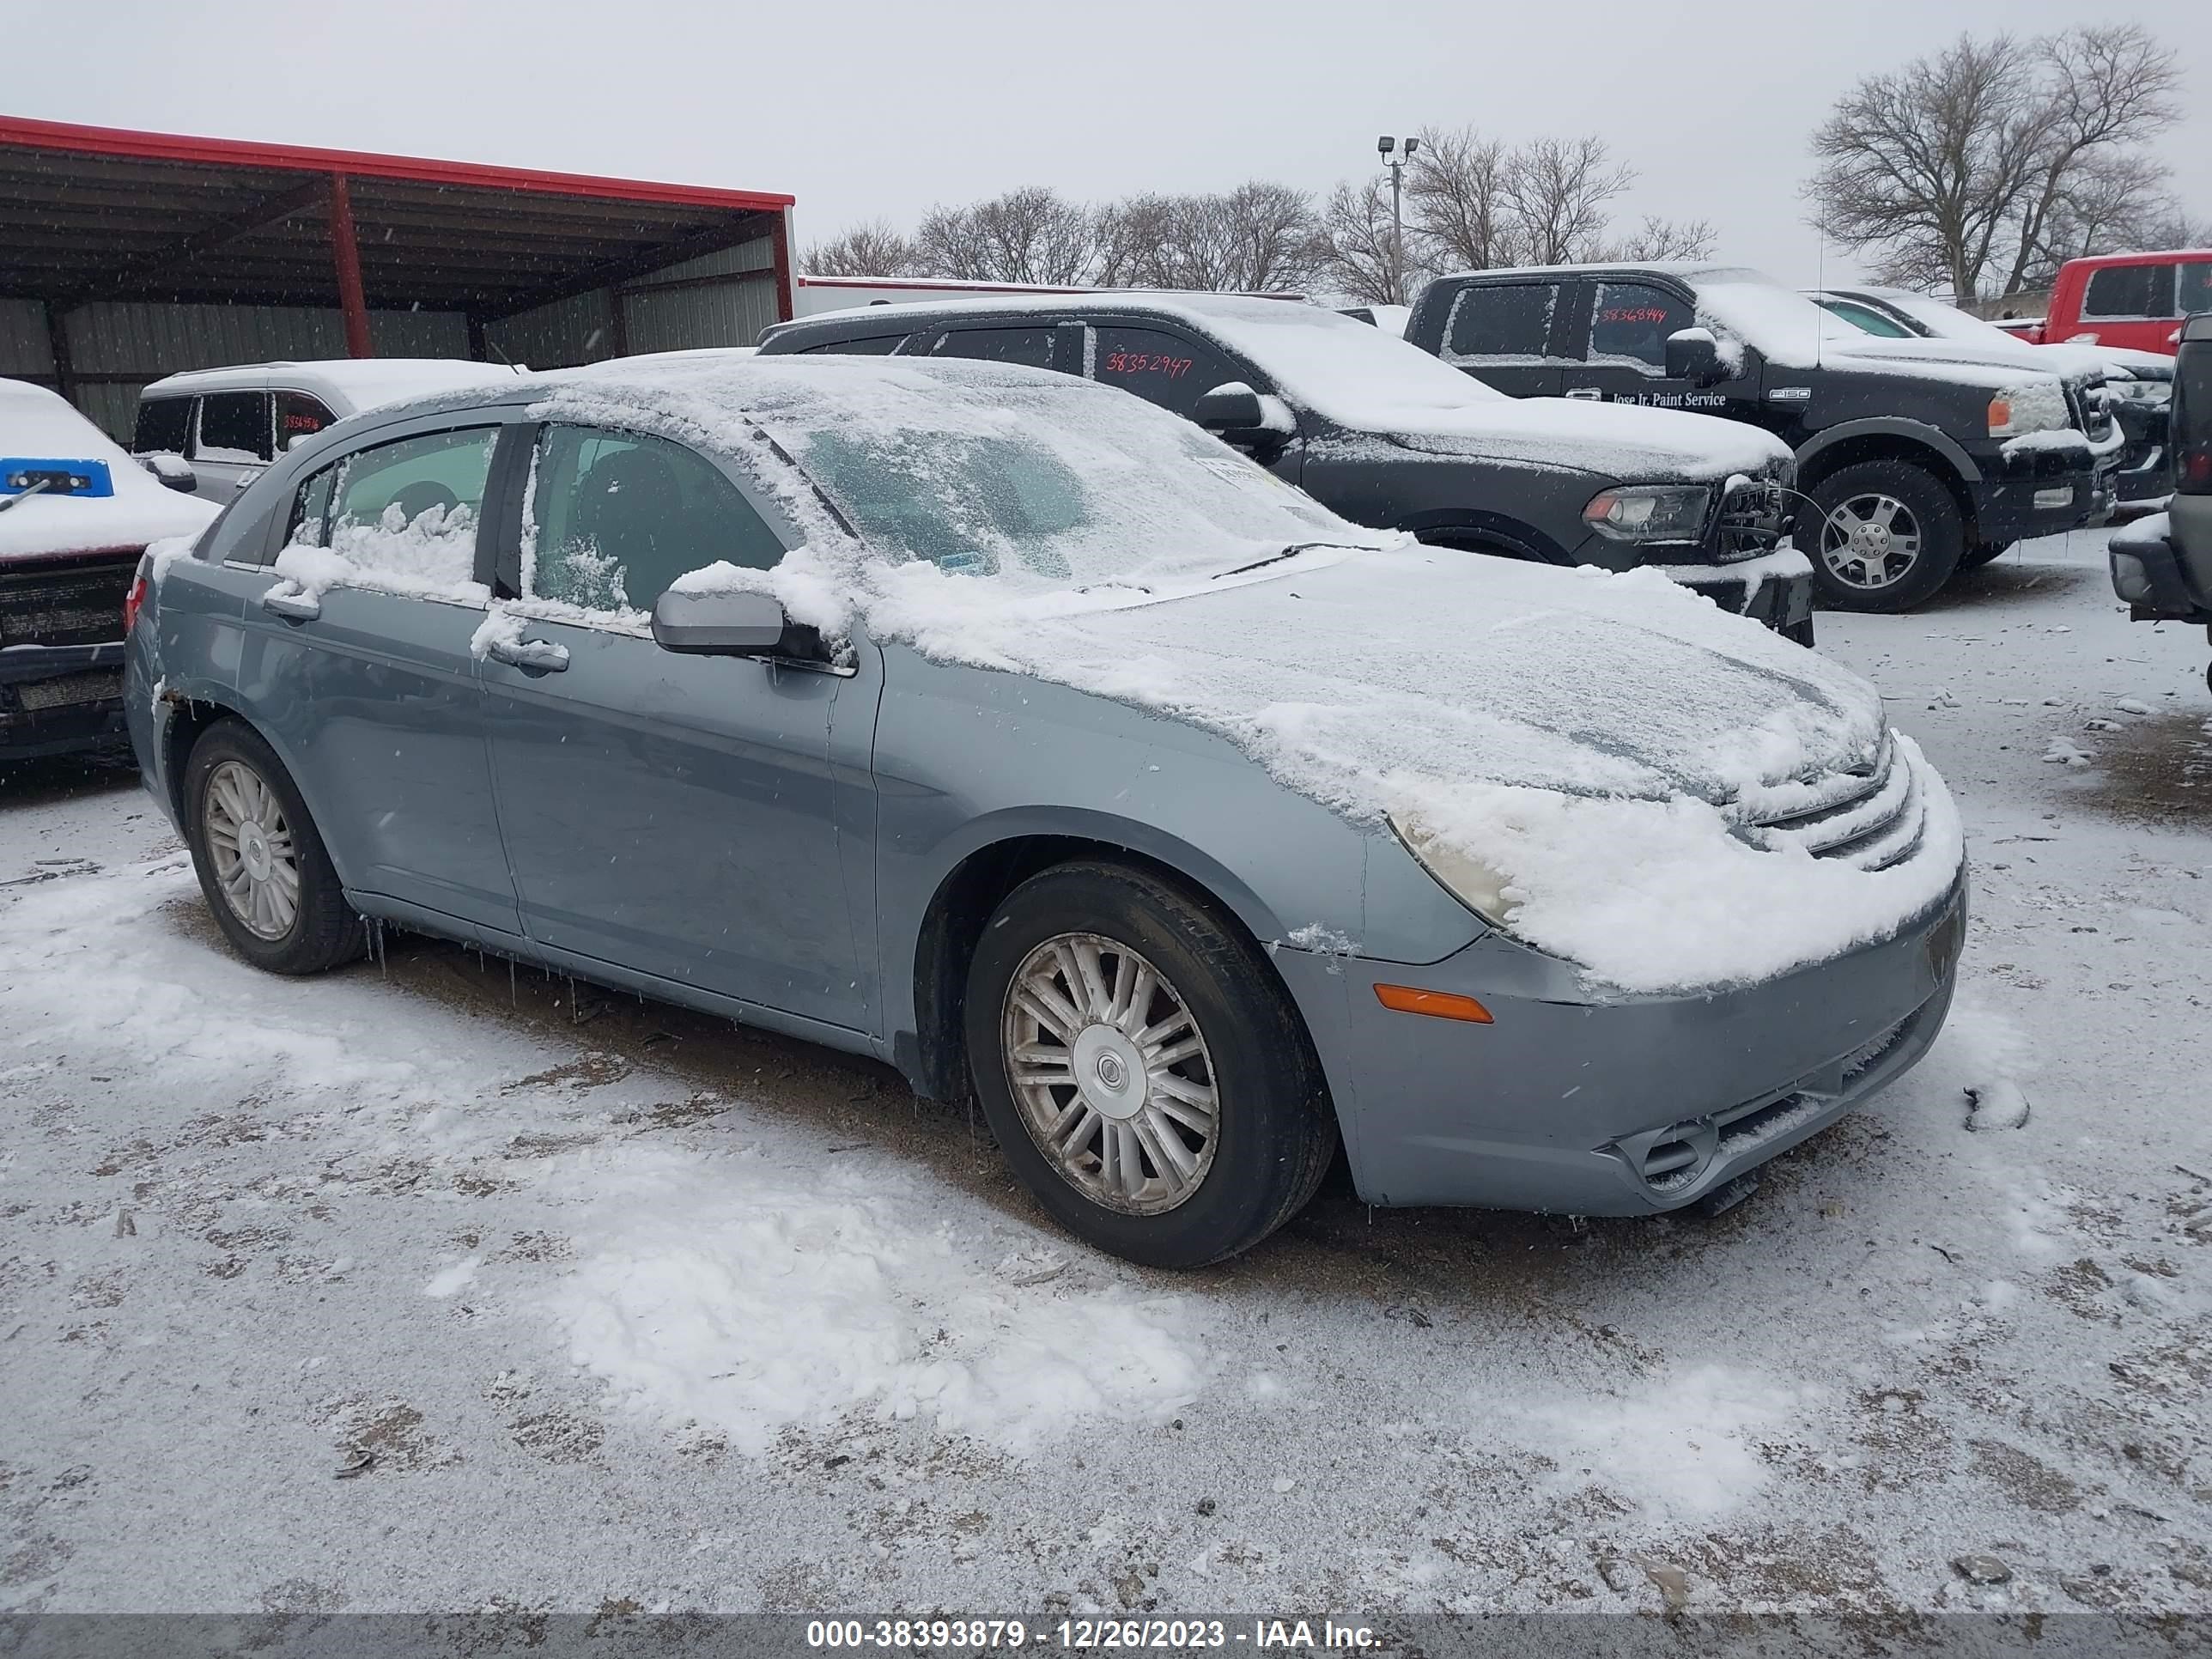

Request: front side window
left=133, top=396, right=191, bottom=455
left=1090, top=324, right=1246, bottom=418
left=276, top=391, right=338, bottom=450
left=1443, top=283, right=1559, bottom=361
left=1589, top=282, right=1697, bottom=370
left=323, top=427, right=498, bottom=585
left=196, top=392, right=271, bottom=461
left=2083, top=263, right=2177, bottom=320
left=526, top=426, right=785, bottom=615
left=933, top=325, right=1056, bottom=368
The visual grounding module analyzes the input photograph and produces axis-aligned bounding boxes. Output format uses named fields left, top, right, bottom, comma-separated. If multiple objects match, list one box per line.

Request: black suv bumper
left=0, top=641, right=129, bottom=759
left=1977, top=449, right=2115, bottom=543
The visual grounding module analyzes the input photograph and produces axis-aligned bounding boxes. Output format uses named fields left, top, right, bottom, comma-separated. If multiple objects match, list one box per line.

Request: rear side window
left=2082, top=263, right=2177, bottom=320
left=1589, top=282, right=1696, bottom=370
left=197, top=392, right=271, bottom=461
left=324, top=427, right=499, bottom=586
left=800, top=333, right=906, bottom=355
left=1443, top=283, right=1559, bottom=361
left=525, top=426, right=785, bottom=615
left=1091, top=324, right=1245, bottom=419
left=933, top=326, right=1055, bottom=368
left=133, top=396, right=191, bottom=455
left=276, top=391, right=338, bottom=449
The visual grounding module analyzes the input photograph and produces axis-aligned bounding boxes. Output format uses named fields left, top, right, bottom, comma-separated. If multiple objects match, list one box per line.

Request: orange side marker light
left=1373, top=983, right=1494, bottom=1023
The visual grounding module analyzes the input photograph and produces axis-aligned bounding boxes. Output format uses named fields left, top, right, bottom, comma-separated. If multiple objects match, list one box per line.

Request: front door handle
left=1564, top=386, right=1602, bottom=400
left=260, top=587, right=320, bottom=623
left=486, top=637, right=569, bottom=674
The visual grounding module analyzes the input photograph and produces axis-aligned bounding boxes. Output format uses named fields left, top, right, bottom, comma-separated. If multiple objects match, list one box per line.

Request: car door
left=1559, top=277, right=1705, bottom=407
left=1432, top=279, right=1570, bottom=397
left=251, top=417, right=522, bottom=935
left=475, top=421, right=871, bottom=1030
left=189, top=389, right=273, bottom=499
left=1078, top=319, right=1307, bottom=486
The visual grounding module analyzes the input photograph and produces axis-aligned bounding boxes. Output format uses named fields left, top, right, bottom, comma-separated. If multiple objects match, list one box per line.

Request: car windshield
left=753, top=369, right=1371, bottom=589
left=1177, top=295, right=1510, bottom=429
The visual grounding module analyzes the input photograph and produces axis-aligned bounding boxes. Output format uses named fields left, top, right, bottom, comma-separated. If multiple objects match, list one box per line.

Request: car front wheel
left=183, top=720, right=361, bottom=975
left=1807, top=460, right=1966, bottom=612
left=965, top=860, right=1334, bottom=1268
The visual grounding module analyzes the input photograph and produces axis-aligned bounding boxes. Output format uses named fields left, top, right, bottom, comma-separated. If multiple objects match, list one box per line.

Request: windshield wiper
left=1212, top=540, right=1363, bottom=579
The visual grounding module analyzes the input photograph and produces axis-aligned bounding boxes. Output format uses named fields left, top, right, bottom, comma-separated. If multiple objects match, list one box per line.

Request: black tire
left=964, top=860, right=1334, bottom=1268
left=182, top=720, right=361, bottom=975
left=1959, top=538, right=2014, bottom=570
left=1804, top=459, right=1966, bottom=612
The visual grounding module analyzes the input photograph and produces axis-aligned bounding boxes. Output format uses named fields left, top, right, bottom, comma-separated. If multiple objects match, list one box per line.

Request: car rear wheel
left=1807, top=460, right=1965, bottom=612
left=184, top=720, right=360, bottom=975
left=965, top=860, right=1334, bottom=1268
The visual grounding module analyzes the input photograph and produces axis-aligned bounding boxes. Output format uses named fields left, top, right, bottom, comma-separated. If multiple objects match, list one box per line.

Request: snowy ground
left=3, top=528, right=2209, bottom=1621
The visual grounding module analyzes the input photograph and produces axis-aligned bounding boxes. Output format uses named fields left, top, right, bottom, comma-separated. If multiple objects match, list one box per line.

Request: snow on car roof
left=0, top=377, right=217, bottom=560
left=774, top=291, right=1790, bottom=475
left=141, top=357, right=523, bottom=412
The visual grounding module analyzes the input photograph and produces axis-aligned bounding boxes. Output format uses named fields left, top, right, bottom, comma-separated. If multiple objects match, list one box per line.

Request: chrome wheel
left=202, top=759, right=300, bottom=940
left=1000, top=933, right=1219, bottom=1216
left=1819, top=493, right=1922, bottom=591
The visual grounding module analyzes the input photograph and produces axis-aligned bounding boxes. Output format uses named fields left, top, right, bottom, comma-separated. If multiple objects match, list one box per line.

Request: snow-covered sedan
left=3, top=378, right=217, bottom=760
left=125, top=356, right=1966, bottom=1266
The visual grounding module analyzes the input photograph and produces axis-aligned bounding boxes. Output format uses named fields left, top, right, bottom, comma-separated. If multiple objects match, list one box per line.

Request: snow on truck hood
left=856, top=544, right=1964, bottom=995
left=0, top=378, right=217, bottom=561
left=1375, top=394, right=1791, bottom=478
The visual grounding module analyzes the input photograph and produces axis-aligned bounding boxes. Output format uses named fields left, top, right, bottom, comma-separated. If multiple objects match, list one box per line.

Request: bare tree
left=912, top=187, right=1101, bottom=284
left=1602, top=214, right=1719, bottom=263
left=1405, top=125, right=1517, bottom=271
left=1314, top=178, right=1402, bottom=304
left=799, top=219, right=915, bottom=277
left=1502, top=136, right=1632, bottom=266
left=1095, top=183, right=1320, bottom=291
left=1805, top=28, right=2182, bottom=301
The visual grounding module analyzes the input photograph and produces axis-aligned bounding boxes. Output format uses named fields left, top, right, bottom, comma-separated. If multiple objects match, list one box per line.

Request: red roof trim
left=0, top=114, right=794, bottom=214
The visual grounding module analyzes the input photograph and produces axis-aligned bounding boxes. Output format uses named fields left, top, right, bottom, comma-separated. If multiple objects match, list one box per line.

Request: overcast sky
left=21, top=0, right=2209, bottom=289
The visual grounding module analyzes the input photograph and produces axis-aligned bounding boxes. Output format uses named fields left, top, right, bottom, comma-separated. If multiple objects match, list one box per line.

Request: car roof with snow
left=139, top=357, right=526, bottom=416
left=1, top=377, right=218, bottom=561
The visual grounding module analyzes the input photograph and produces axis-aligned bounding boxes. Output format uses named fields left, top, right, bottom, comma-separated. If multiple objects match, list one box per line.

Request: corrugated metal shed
left=0, top=116, right=795, bottom=436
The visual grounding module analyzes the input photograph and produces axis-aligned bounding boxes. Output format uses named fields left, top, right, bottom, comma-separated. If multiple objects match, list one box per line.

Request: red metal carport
left=0, top=116, right=794, bottom=430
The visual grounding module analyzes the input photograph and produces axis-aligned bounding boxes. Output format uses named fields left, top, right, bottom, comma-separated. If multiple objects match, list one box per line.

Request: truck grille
left=0, top=552, right=140, bottom=649
left=1749, top=732, right=1929, bottom=872
left=1714, top=476, right=1785, bottom=561
left=2067, top=380, right=2114, bottom=443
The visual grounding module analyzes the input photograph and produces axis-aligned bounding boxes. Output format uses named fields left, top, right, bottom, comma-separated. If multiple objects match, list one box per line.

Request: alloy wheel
left=202, top=758, right=301, bottom=940
left=1819, top=492, right=1923, bottom=591
left=1000, top=932, right=1219, bottom=1215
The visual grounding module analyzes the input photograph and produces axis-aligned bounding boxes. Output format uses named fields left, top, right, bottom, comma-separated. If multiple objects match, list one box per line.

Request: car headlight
left=1581, top=483, right=1711, bottom=543
left=1386, top=810, right=1518, bottom=930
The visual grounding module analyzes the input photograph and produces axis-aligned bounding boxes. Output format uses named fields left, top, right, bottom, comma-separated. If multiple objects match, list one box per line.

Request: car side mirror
left=1664, top=328, right=1726, bottom=386
left=141, top=452, right=198, bottom=493
left=650, top=586, right=789, bottom=656
left=1194, top=381, right=1267, bottom=432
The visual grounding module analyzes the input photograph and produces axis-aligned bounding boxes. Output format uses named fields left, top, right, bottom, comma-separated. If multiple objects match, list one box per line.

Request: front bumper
left=0, top=640, right=128, bottom=759
left=1977, top=452, right=2114, bottom=542
left=1656, top=547, right=1815, bottom=638
left=1273, top=873, right=1966, bottom=1213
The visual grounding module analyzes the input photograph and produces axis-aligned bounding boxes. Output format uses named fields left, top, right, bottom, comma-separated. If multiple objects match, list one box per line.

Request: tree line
left=805, top=26, right=2200, bottom=307
left=801, top=129, right=1714, bottom=303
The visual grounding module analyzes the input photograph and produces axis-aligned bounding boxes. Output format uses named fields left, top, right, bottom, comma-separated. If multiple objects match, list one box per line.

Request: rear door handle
left=260, top=587, right=320, bottom=623
left=486, top=637, right=569, bottom=674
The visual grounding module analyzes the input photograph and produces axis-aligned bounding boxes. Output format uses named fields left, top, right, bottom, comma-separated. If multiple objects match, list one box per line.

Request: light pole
left=1377, top=134, right=1419, bottom=304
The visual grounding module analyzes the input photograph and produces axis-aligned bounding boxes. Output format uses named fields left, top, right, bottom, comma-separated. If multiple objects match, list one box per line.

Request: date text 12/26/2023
left=805, top=1618, right=1382, bottom=1650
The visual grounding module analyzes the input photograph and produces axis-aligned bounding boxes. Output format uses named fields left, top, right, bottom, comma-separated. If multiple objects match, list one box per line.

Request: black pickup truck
left=2108, top=311, right=2212, bottom=693
left=760, top=293, right=1814, bottom=640
left=1407, top=264, right=2122, bottom=611
left=2, top=378, right=214, bottom=761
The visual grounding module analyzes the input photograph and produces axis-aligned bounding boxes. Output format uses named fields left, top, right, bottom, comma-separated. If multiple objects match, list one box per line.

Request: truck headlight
left=1387, top=811, right=1518, bottom=930
left=1987, top=384, right=2069, bottom=437
left=1581, top=483, right=1711, bottom=543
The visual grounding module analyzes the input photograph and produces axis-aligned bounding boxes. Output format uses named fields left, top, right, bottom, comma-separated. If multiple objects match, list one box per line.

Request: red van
left=2029, top=250, right=2212, bottom=355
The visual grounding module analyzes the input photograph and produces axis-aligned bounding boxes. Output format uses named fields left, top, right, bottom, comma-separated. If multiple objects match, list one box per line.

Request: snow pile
left=543, top=1145, right=1205, bottom=1455
left=0, top=377, right=217, bottom=560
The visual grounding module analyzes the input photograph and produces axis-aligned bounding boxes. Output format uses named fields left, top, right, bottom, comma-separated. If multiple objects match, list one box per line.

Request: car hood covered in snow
left=854, top=544, right=1965, bottom=994
left=1, top=378, right=218, bottom=561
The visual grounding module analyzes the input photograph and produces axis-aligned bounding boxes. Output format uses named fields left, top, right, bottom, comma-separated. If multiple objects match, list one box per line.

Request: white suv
left=130, top=359, right=522, bottom=498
